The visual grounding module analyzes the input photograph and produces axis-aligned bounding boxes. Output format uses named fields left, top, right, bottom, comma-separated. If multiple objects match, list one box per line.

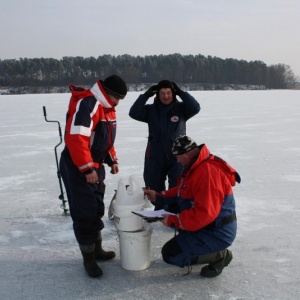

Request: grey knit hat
left=172, top=135, right=197, bottom=155
left=102, top=75, right=127, bottom=99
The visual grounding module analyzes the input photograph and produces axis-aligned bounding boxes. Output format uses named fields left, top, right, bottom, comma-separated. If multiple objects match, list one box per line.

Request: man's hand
left=160, top=215, right=169, bottom=227
left=110, top=164, right=119, bottom=174
left=143, top=85, right=158, bottom=98
left=172, top=82, right=184, bottom=96
left=144, top=189, right=156, bottom=203
left=85, top=170, right=99, bottom=184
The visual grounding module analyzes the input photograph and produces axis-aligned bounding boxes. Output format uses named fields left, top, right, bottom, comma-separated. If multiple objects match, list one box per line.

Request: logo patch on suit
left=171, top=116, right=179, bottom=122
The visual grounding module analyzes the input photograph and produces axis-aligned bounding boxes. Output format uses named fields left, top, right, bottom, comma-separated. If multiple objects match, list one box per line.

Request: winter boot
left=80, top=244, right=103, bottom=278
left=191, top=251, right=222, bottom=265
left=95, top=232, right=116, bottom=261
left=200, top=249, right=233, bottom=278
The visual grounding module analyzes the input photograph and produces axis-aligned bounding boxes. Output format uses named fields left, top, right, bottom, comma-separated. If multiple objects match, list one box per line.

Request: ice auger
left=43, top=106, right=69, bottom=215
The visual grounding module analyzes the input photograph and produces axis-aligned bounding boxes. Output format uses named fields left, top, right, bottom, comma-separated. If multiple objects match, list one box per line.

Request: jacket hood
left=69, top=82, right=114, bottom=109
left=90, top=81, right=114, bottom=108
left=191, top=144, right=241, bottom=186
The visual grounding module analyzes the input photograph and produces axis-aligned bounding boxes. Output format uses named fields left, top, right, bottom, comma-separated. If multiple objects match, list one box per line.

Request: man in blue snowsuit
left=129, top=80, right=200, bottom=211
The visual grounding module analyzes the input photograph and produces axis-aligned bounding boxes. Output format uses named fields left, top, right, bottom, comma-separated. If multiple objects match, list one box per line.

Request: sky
left=1, top=0, right=300, bottom=78
left=0, top=90, right=300, bottom=299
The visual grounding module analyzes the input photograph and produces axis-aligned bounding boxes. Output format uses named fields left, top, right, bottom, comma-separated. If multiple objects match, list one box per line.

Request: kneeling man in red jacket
left=144, top=135, right=240, bottom=277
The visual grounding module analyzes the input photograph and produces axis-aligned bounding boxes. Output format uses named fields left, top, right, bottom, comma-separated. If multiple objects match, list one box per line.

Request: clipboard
left=131, top=209, right=175, bottom=223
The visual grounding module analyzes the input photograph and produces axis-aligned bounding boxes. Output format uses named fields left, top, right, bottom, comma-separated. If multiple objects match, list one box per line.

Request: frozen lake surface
left=0, top=90, right=300, bottom=299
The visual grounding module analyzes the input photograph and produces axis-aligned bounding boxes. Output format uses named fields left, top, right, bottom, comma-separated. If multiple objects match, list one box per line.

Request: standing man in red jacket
left=59, top=75, right=127, bottom=278
left=145, top=135, right=240, bottom=277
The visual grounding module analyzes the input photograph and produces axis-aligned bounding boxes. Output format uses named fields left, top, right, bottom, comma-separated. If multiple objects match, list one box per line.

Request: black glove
left=143, top=85, right=158, bottom=98
left=172, top=82, right=184, bottom=96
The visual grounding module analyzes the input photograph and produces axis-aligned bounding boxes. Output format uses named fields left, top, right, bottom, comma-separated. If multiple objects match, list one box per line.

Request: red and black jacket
left=64, top=81, right=118, bottom=173
left=156, top=144, right=240, bottom=231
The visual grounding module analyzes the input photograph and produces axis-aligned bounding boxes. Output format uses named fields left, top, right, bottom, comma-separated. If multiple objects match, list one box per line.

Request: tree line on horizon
left=0, top=53, right=297, bottom=91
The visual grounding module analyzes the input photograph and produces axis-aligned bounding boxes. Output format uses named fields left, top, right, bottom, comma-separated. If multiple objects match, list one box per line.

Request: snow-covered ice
left=0, top=90, right=300, bottom=300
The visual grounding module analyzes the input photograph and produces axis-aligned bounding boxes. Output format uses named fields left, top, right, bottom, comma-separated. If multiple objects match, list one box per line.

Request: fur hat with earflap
left=156, top=80, right=176, bottom=101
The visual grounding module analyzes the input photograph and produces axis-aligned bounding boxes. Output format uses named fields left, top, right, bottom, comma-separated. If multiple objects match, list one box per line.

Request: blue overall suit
left=129, top=90, right=200, bottom=210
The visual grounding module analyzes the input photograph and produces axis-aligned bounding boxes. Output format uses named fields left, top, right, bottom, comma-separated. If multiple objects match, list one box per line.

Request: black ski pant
left=59, top=149, right=105, bottom=246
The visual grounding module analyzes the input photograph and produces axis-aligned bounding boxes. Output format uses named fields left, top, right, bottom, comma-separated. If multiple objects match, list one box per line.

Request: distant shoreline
left=0, top=83, right=269, bottom=95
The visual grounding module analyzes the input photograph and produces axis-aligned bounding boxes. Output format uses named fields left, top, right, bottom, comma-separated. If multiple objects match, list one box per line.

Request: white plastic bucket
left=118, top=224, right=153, bottom=271
left=115, top=176, right=144, bottom=205
left=113, top=202, right=145, bottom=232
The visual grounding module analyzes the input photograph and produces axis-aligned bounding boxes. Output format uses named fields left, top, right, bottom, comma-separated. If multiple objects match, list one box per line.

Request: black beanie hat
left=172, top=135, right=197, bottom=155
left=156, top=80, right=175, bottom=99
left=102, top=75, right=127, bottom=99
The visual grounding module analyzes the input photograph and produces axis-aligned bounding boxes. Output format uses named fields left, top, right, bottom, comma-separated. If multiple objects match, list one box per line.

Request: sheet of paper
left=132, top=209, right=176, bottom=218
